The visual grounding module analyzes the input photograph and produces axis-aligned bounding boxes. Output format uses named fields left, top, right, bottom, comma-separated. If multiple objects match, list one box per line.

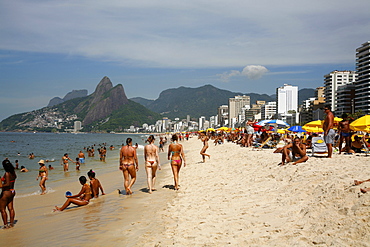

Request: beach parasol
left=304, top=120, right=323, bottom=127
left=277, top=129, right=288, bottom=134
left=265, top=119, right=290, bottom=127
left=350, top=115, right=370, bottom=132
left=302, top=126, right=324, bottom=133
left=256, top=120, right=271, bottom=126
left=217, top=126, right=229, bottom=131
left=288, top=125, right=306, bottom=133
left=206, top=128, right=216, bottom=132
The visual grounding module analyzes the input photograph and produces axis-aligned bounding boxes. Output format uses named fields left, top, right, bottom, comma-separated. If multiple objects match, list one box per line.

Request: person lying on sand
left=353, top=179, right=370, bottom=193
left=54, top=176, right=91, bottom=211
left=279, top=137, right=308, bottom=166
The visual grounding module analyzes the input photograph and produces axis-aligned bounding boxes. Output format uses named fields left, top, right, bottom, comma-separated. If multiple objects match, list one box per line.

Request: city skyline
left=1, top=1, right=370, bottom=121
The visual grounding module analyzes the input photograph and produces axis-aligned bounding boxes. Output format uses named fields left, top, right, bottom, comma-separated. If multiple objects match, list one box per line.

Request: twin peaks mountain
left=0, top=77, right=160, bottom=132
left=0, top=76, right=315, bottom=132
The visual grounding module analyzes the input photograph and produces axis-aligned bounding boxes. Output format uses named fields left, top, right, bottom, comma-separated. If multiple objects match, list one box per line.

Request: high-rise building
left=74, top=121, right=82, bottom=132
left=336, top=84, right=355, bottom=115
left=324, top=70, right=357, bottom=112
left=228, top=95, right=250, bottom=127
left=261, top=102, right=276, bottom=120
left=276, top=84, right=298, bottom=115
left=217, top=105, right=228, bottom=127
left=355, top=41, right=370, bottom=114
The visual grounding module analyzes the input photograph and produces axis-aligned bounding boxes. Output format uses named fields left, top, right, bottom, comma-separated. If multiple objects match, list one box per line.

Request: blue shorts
left=79, top=158, right=85, bottom=163
left=341, top=132, right=351, bottom=137
left=324, top=129, right=335, bottom=144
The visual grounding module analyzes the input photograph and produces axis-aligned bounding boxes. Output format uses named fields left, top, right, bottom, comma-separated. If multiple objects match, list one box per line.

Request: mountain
left=0, top=77, right=160, bottom=132
left=298, top=88, right=316, bottom=103
left=130, top=97, right=155, bottom=108
left=145, top=84, right=275, bottom=119
left=47, top=89, right=88, bottom=107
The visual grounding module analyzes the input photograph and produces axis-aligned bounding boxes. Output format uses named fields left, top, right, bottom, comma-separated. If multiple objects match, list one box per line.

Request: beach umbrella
left=206, top=128, right=215, bottom=132
left=334, top=117, right=343, bottom=123
left=350, top=115, right=370, bottom=132
left=277, top=129, right=288, bottom=134
left=217, top=127, right=229, bottom=131
left=302, top=126, right=324, bottom=133
left=288, top=125, right=306, bottom=133
left=304, top=120, right=323, bottom=127
left=256, top=120, right=270, bottom=126
left=265, top=119, right=290, bottom=127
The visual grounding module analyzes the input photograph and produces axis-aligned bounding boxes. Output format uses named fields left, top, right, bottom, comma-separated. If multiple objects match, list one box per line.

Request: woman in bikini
left=119, top=138, right=139, bottom=195
left=200, top=132, right=210, bottom=162
left=168, top=134, right=186, bottom=190
left=144, top=135, right=161, bottom=194
left=54, top=176, right=92, bottom=211
left=36, top=159, right=48, bottom=195
left=0, top=160, right=17, bottom=229
left=61, top=153, right=74, bottom=172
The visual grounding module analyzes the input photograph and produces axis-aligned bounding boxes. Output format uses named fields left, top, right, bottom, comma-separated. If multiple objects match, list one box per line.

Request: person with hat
left=36, top=159, right=48, bottom=195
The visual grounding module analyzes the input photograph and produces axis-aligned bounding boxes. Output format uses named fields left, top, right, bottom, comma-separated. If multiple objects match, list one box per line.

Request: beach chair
left=253, top=137, right=272, bottom=150
left=311, top=136, right=328, bottom=157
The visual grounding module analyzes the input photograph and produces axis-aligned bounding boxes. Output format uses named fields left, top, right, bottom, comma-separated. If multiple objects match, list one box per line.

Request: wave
left=16, top=187, right=56, bottom=198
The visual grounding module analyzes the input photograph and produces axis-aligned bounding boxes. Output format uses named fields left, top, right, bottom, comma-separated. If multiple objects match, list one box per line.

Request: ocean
left=0, top=132, right=150, bottom=196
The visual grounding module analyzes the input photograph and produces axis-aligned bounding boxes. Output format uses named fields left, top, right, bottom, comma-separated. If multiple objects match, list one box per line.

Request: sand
left=1, top=136, right=370, bottom=246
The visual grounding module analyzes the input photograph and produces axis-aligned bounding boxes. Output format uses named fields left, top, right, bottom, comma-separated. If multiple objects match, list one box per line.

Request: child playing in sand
left=87, top=169, right=105, bottom=198
left=54, top=176, right=91, bottom=211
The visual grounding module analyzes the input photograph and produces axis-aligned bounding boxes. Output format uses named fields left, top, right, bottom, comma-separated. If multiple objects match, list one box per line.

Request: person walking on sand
left=144, top=135, right=161, bottom=194
left=36, top=160, right=48, bottom=195
left=0, top=160, right=17, bottom=229
left=199, top=132, right=210, bottom=162
left=323, top=105, right=335, bottom=158
left=168, top=134, right=186, bottom=190
left=54, top=176, right=92, bottom=211
left=61, top=153, right=74, bottom=172
left=119, top=138, right=139, bottom=195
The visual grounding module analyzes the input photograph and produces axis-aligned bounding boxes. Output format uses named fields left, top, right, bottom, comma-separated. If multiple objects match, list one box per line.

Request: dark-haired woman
left=119, top=138, right=139, bottom=195
left=87, top=170, right=105, bottom=198
left=54, top=176, right=91, bottom=211
left=0, top=160, right=17, bottom=228
left=168, top=134, right=186, bottom=190
left=144, top=135, right=160, bottom=194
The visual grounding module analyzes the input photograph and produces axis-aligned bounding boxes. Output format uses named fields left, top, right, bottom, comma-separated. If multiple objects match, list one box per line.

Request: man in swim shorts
left=338, top=113, right=353, bottom=154
left=78, top=151, right=85, bottom=164
left=280, top=137, right=308, bottom=165
left=323, top=105, right=335, bottom=158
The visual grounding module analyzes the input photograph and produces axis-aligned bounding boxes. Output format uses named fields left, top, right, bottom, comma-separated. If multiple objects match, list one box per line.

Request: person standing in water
left=36, top=160, right=48, bottom=195
left=144, top=135, right=161, bottom=194
left=168, top=134, right=186, bottom=190
left=0, top=160, right=17, bottom=229
left=119, top=138, right=139, bottom=195
left=199, top=131, right=210, bottom=162
left=61, top=153, right=74, bottom=172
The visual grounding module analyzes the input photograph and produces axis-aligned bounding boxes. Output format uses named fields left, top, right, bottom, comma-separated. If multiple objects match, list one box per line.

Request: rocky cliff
left=74, top=76, right=129, bottom=125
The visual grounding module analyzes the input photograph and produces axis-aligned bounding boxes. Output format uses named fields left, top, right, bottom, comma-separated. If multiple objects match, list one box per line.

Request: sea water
left=0, top=132, right=149, bottom=196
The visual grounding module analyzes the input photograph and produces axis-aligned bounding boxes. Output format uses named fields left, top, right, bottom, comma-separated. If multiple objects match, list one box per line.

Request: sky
left=0, top=0, right=369, bottom=121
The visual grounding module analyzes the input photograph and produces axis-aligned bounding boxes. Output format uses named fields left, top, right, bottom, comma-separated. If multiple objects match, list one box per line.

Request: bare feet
left=360, top=188, right=370, bottom=193
left=354, top=180, right=362, bottom=186
left=53, top=206, right=61, bottom=212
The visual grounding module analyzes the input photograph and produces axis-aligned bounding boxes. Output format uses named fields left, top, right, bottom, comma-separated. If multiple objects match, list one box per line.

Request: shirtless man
left=119, top=138, right=139, bottom=195
left=338, top=113, right=353, bottom=154
left=280, top=137, right=309, bottom=165
left=323, top=105, right=335, bottom=158
left=78, top=151, right=85, bottom=164
left=144, top=135, right=161, bottom=194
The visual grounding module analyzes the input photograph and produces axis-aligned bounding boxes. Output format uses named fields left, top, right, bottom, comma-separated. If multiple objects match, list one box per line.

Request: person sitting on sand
left=351, top=135, right=364, bottom=153
left=119, top=138, right=139, bottom=195
left=87, top=170, right=105, bottom=198
left=280, top=137, right=309, bottom=165
left=353, top=179, right=370, bottom=193
left=54, top=176, right=92, bottom=211
left=144, top=135, right=161, bottom=194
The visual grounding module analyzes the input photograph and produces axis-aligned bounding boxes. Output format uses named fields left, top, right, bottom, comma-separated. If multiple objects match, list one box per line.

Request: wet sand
left=2, top=136, right=370, bottom=246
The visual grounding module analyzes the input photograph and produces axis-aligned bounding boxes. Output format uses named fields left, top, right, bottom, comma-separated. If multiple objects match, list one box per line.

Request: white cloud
left=217, top=65, right=268, bottom=82
left=242, top=65, right=268, bottom=80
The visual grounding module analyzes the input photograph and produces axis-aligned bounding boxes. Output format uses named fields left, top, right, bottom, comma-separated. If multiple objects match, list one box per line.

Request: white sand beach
left=1, top=136, right=370, bottom=246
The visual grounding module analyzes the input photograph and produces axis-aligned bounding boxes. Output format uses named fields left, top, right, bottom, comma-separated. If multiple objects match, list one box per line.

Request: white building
left=324, top=70, right=357, bottom=112
left=276, top=84, right=298, bottom=115
left=228, top=95, right=250, bottom=127
left=355, top=41, right=370, bottom=114
left=217, top=105, right=228, bottom=127
left=74, top=121, right=82, bottom=132
left=198, top=116, right=206, bottom=130
left=261, top=102, right=276, bottom=120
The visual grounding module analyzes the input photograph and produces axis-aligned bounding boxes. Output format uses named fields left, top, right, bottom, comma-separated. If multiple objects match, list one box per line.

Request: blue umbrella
left=288, top=125, right=306, bottom=132
left=265, top=119, right=290, bottom=127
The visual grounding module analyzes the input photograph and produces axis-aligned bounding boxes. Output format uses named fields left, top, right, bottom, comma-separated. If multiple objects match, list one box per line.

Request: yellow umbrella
left=334, top=117, right=343, bottom=123
left=217, top=127, right=229, bottom=131
left=302, top=126, right=324, bottom=133
left=277, top=129, right=287, bottom=134
left=304, top=120, right=323, bottom=127
left=206, top=128, right=216, bottom=132
left=350, top=115, right=370, bottom=132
